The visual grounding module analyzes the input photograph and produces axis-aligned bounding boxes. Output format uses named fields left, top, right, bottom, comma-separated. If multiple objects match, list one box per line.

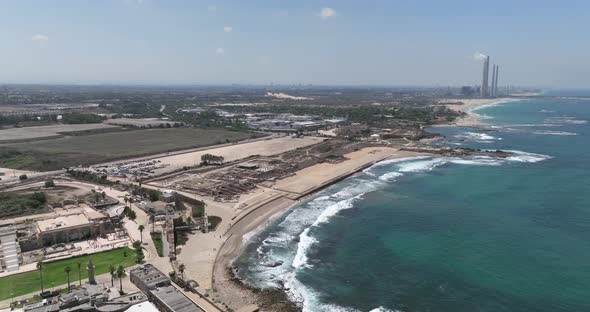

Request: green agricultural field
left=0, top=248, right=136, bottom=301
left=0, top=128, right=256, bottom=171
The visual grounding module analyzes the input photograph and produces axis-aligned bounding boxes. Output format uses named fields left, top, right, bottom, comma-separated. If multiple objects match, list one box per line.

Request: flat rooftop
left=152, top=286, right=204, bottom=312
left=130, top=264, right=170, bottom=290
left=36, top=214, right=91, bottom=233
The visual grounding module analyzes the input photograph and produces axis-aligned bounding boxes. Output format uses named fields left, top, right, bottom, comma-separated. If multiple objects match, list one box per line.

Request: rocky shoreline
left=227, top=267, right=301, bottom=312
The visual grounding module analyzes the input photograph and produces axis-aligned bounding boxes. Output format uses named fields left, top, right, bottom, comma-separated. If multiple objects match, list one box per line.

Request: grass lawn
left=0, top=128, right=257, bottom=171
left=150, top=232, right=164, bottom=257
left=0, top=247, right=136, bottom=301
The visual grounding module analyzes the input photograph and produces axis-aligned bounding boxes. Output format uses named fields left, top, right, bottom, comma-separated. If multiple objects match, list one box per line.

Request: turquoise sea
left=235, top=93, right=590, bottom=312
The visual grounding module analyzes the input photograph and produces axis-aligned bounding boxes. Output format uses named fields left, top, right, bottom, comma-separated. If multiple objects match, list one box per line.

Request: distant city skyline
left=1, top=0, right=589, bottom=88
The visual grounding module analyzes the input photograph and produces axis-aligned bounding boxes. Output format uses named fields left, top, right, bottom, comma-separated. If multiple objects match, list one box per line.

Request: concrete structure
left=160, top=192, right=176, bottom=203
left=481, top=55, right=490, bottom=97
left=124, top=302, right=159, bottom=312
left=494, top=65, right=500, bottom=97
left=88, top=259, right=96, bottom=284
left=36, top=214, right=92, bottom=245
left=0, top=225, right=20, bottom=272
left=491, top=65, right=497, bottom=97
left=22, top=284, right=147, bottom=312
left=129, top=264, right=170, bottom=293
left=151, top=286, right=201, bottom=312
left=129, top=264, right=204, bottom=312
left=27, top=206, right=114, bottom=248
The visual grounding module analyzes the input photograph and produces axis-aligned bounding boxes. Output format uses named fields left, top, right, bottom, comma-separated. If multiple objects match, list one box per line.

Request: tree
left=138, top=225, right=145, bottom=243
left=116, top=265, right=125, bottom=293
left=36, top=261, right=44, bottom=292
left=147, top=189, right=160, bottom=202
left=31, top=192, right=47, bottom=204
left=200, top=154, right=224, bottom=166
left=77, top=262, right=82, bottom=286
left=19, top=174, right=28, bottom=180
left=44, top=179, right=55, bottom=188
left=127, top=209, right=136, bottom=221
left=64, top=266, right=72, bottom=291
left=178, top=263, right=186, bottom=281
left=150, top=214, right=155, bottom=232
left=133, top=240, right=144, bottom=263
left=109, top=265, right=116, bottom=287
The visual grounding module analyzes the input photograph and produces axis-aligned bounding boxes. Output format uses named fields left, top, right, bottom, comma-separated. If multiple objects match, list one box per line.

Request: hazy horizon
left=1, top=0, right=589, bottom=88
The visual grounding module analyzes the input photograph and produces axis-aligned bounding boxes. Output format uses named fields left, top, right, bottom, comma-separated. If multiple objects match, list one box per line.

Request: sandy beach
left=440, top=98, right=513, bottom=126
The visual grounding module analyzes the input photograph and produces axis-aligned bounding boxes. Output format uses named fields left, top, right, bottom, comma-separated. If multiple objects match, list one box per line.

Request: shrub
left=19, top=174, right=28, bottom=180
left=44, top=179, right=55, bottom=187
left=147, top=190, right=161, bottom=202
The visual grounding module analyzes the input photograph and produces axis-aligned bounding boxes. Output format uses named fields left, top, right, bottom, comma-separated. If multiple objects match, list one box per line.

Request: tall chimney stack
left=494, top=65, right=500, bottom=97
left=481, top=56, right=490, bottom=97
left=491, top=65, right=497, bottom=97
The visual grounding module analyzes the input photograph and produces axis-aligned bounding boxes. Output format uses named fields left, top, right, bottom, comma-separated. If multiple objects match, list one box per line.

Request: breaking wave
left=454, top=132, right=500, bottom=143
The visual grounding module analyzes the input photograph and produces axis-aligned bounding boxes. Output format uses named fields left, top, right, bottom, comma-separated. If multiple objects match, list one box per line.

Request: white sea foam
left=397, top=158, right=448, bottom=172
left=292, top=228, right=317, bottom=268
left=467, top=99, right=520, bottom=114
left=504, top=150, right=552, bottom=163
left=369, top=307, right=402, bottom=312
left=454, top=131, right=499, bottom=143
left=531, top=130, right=577, bottom=136
left=379, top=171, right=404, bottom=182
left=545, top=116, right=588, bottom=125
left=450, top=158, right=503, bottom=166
left=367, top=156, right=431, bottom=169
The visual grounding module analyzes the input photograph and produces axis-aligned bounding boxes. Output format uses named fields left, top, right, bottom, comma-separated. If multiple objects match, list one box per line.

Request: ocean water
left=235, top=95, right=590, bottom=312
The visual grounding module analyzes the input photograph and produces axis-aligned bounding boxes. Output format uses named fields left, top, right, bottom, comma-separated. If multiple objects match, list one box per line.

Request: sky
left=1, top=0, right=589, bottom=87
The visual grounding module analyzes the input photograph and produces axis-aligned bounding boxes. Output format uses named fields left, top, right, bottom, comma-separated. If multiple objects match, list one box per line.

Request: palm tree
left=138, top=225, right=145, bottom=243
left=109, top=265, right=116, bottom=287
left=178, top=263, right=186, bottom=281
left=64, top=266, right=72, bottom=290
left=36, top=261, right=44, bottom=292
left=77, top=262, right=82, bottom=286
left=116, top=265, right=125, bottom=293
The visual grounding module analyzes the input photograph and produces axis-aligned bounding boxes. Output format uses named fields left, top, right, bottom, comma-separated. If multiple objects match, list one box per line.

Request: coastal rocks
left=401, top=145, right=515, bottom=158
left=227, top=267, right=302, bottom=312
left=262, top=260, right=284, bottom=268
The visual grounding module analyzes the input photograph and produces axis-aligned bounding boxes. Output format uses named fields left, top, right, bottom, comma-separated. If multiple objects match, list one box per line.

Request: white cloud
left=31, top=34, right=49, bottom=42
left=216, top=48, right=225, bottom=54
left=319, top=7, right=336, bottom=19
left=223, top=26, right=233, bottom=33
